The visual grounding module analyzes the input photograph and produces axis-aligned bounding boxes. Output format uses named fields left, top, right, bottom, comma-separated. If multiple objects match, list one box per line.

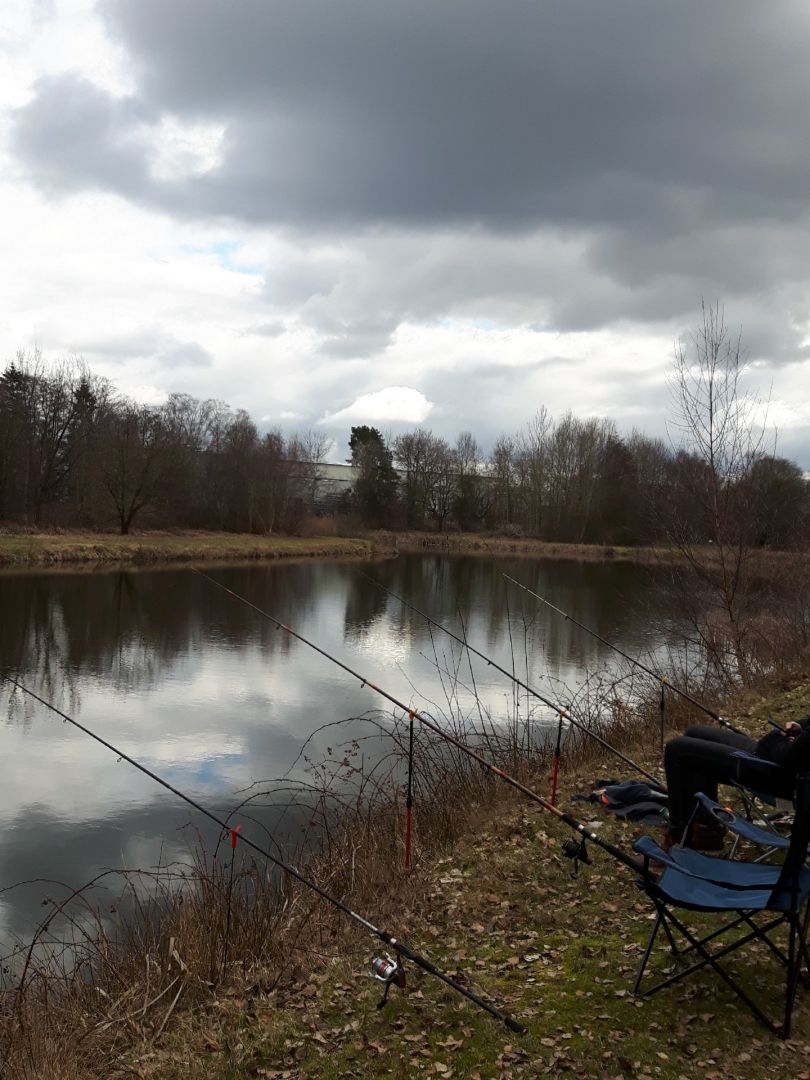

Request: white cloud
left=140, top=115, right=226, bottom=182
left=319, top=386, right=434, bottom=426
left=0, top=0, right=133, bottom=111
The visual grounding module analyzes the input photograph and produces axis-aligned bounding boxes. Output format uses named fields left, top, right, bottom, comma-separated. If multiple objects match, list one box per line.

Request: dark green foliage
left=348, top=426, right=399, bottom=527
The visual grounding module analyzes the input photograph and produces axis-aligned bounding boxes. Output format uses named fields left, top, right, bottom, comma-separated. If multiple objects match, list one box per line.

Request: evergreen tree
left=348, top=426, right=399, bottom=527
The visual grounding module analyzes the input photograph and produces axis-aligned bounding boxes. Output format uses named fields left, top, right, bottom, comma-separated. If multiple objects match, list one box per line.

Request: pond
left=0, top=553, right=683, bottom=949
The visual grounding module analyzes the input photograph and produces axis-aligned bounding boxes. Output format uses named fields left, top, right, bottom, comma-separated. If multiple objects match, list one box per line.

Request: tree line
left=0, top=352, right=328, bottom=534
left=347, top=416, right=808, bottom=549
left=2, top=338, right=808, bottom=547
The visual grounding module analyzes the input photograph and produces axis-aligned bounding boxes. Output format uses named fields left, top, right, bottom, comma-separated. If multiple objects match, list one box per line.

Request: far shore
left=0, top=530, right=381, bottom=569
left=0, top=527, right=799, bottom=571
left=0, top=527, right=661, bottom=571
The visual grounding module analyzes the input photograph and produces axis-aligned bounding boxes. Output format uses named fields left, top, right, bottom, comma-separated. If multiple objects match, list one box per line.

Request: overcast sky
left=2, top=0, right=810, bottom=463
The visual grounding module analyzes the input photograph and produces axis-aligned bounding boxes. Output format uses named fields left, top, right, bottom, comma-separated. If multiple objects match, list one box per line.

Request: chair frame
left=634, top=887, right=810, bottom=1037
left=632, top=773, right=810, bottom=1038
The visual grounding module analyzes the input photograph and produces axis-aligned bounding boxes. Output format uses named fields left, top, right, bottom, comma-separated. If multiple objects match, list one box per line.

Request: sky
left=2, top=0, right=810, bottom=464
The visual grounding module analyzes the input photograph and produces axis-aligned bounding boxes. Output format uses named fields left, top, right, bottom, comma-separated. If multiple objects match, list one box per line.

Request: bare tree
left=514, top=409, right=550, bottom=536
left=393, top=429, right=455, bottom=530
left=100, top=403, right=174, bottom=534
left=287, top=428, right=330, bottom=513
left=453, top=431, right=492, bottom=530
left=490, top=435, right=516, bottom=528
left=665, top=301, right=773, bottom=684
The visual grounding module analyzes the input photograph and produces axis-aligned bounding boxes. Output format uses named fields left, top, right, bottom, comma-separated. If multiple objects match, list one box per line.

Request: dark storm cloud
left=9, top=0, right=810, bottom=389
left=12, top=1, right=810, bottom=235
left=11, top=73, right=153, bottom=197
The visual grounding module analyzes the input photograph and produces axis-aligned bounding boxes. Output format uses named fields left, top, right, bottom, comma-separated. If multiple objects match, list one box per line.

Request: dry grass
left=0, top=700, right=540, bottom=1078
left=0, top=530, right=380, bottom=569
left=375, top=530, right=655, bottom=562
left=2, top=653, right=810, bottom=1077
left=371, top=531, right=810, bottom=579
left=2, top=525, right=806, bottom=579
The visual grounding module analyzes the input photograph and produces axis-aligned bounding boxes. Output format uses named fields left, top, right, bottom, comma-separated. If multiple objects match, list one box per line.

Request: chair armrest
left=695, top=791, right=790, bottom=849
left=633, top=835, right=699, bottom=875
left=730, top=750, right=781, bottom=768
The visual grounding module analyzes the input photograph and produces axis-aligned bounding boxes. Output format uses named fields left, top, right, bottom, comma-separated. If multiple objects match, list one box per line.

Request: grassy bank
left=0, top=530, right=379, bottom=568
left=123, top=679, right=810, bottom=1080
left=4, top=676, right=810, bottom=1078
left=382, top=531, right=810, bottom=576
left=375, top=530, right=654, bottom=562
left=2, top=526, right=805, bottom=574
left=0, top=527, right=655, bottom=570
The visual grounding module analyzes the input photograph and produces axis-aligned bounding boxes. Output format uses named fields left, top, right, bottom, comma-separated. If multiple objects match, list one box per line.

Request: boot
left=660, top=828, right=681, bottom=852
left=687, top=821, right=726, bottom=852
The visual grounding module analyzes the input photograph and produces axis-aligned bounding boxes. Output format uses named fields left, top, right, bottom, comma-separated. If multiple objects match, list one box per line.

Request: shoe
left=687, top=822, right=726, bottom=852
left=660, top=828, right=680, bottom=852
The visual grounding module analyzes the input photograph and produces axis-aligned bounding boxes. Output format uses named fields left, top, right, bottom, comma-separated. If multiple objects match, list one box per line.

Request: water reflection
left=0, top=554, right=677, bottom=946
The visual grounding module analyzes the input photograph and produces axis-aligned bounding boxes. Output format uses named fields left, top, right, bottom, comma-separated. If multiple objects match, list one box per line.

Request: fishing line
left=0, top=670, right=524, bottom=1034
left=503, top=575, right=745, bottom=736
left=356, top=570, right=663, bottom=789
left=191, top=569, right=644, bottom=878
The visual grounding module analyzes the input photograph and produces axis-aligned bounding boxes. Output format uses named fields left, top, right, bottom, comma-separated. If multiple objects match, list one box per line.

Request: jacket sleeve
left=756, top=729, right=789, bottom=763
left=757, top=729, right=810, bottom=774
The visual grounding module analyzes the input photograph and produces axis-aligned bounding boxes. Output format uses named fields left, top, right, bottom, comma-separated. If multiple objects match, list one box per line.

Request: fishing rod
left=550, top=711, right=564, bottom=808
left=0, top=671, right=524, bottom=1035
left=503, top=575, right=745, bottom=737
left=357, top=571, right=663, bottom=790
left=192, top=569, right=645, bottom=880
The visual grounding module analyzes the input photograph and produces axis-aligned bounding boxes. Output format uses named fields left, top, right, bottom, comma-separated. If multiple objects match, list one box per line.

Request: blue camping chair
left=632, top=773, right=810, bottom=1038
left=726, top=751, right=794, bottom=852
left=695, top=791, right=793, bottom=855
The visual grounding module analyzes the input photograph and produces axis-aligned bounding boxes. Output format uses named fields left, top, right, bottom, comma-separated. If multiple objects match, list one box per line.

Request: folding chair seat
left=728, top=751, right=794, bottom=834
left=632, top=773, right=810, bottom=1038
left=637, top=834, right=788, bottom=884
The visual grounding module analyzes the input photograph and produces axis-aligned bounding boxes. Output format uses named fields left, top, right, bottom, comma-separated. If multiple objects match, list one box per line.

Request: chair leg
left=799, top=904, right=810, bottom=981
left=659, top=910, right=681, bottom=957
left=740, top=912, right=791, bottom=967
left=666, top=910, right=783, bottom=1035
left=635, top=907, right=788, bottom=1036
left=783, top=913, right=808, bottom=1039
left=633, top=912, right=663, bottom=995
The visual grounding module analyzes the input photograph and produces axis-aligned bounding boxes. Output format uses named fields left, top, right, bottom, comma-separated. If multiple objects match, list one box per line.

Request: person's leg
left=732, top=757, right=795, bottom=802
left=683, top=725, right=756, bottom=753
left=680, top=725, right=794, bottom=798
left=665, top=735, right=741, bottom=835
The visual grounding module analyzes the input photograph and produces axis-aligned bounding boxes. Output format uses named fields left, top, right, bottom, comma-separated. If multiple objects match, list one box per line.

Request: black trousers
left=664, top=725, right=795, bottom=832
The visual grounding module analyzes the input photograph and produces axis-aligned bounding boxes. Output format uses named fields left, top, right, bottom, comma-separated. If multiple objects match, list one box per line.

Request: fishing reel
left=562, top=836, right=590, bottom=878
left=370, top=954, right=407, bottom=1009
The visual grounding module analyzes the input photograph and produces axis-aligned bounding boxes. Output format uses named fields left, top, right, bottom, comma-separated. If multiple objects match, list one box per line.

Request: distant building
left=290, top=461, right=412, bottom=514
left=307, top=462, right=359, bottom=513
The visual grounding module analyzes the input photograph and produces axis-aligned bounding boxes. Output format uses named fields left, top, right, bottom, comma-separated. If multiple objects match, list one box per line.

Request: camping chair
left=694, top=791, right=793, bottom=859
left=632, top=773, right=810, bottom=1038
left=726, top=751, right=794, bottom=854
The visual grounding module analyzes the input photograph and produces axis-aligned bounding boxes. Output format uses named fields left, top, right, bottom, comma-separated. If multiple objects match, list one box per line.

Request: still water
left=0, top=554, right=679, bottom=947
